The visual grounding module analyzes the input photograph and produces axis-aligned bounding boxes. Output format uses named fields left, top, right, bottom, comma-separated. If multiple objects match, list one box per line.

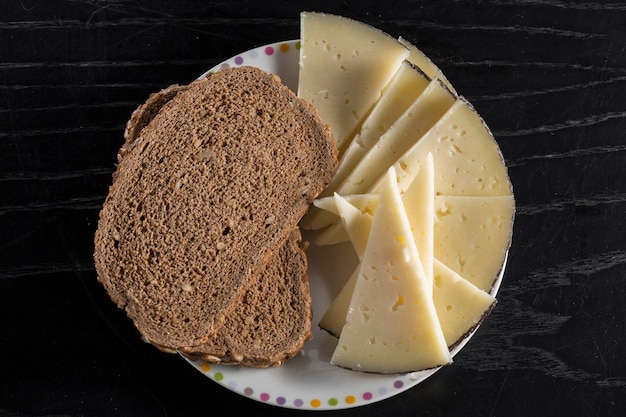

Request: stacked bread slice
left=297, top=12, right=514, bottom=373
left=94, top=67, right=338, bottom=367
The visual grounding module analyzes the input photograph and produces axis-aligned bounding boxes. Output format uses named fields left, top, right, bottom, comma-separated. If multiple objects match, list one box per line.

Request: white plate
left=183, top=40, right=504, bottom=411
left=197, top=40, right=301, bottom=91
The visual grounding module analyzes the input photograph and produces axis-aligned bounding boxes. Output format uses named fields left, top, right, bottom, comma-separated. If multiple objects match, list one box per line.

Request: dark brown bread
left=121, top=83, right=190, bottom=158
left=111, top=77, right=314, bottom=365
left=181, top=229, right=312, bottom=367
left=94, top=66, right=337, bottom=351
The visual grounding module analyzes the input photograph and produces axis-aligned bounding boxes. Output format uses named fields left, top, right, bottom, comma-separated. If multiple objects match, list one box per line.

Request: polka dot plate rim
left=197, top=39, right=301, bottom=91
left=182, top=39, right=505, bottom=411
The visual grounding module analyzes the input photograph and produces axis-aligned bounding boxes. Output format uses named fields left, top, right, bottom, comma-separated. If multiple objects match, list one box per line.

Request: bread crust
left=94, top=67, right=337, bottom=351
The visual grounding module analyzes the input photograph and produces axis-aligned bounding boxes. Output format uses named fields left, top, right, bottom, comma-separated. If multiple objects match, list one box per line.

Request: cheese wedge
left=313, top=194, right=375, bottom=246
left=320, top=159, right=435, bottom=337
left=316, top=193, right=515, bottom=291
left=319, top=172, right=502, bottom=349
left=330, top=168, right=451, bottom=373
left=309, top=190, right=397, bottom=246
left=402, top=152, right=435, bottom=290
left=309, top=79, right=456, bottom=230
left=298, top=12, right=409, bottom=154
left=322, top=256, right=498, bottom=349
left=337, top=78, right=454, bottom=195
left=433, top=259, right=496, bottom=348
left=321, top=156, right=434, bottom=280
left=315, top=194, right=515, bottom=291
left=319, top=195, right=499, bottom=350
left=371, top=98, right=512, bottom=197
left=329, top=61, right=430, bottom=194
left=434, top=195, right=515, bottom=292
left=398, top=37, right=456, bottom=95
left=314, top=193, right=379, bottom=215
left=333, top=194, right=373, bottom=259
left=316, top=195, right=371, bottom=337
left=316, top=194, right=515, bottom=291
left=302, top=61, right=430, bottom=230
left=308, top=80, right=455, bottom=231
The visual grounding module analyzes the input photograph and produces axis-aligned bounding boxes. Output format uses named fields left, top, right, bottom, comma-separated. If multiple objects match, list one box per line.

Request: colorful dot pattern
left=211, top=41, right=300, bottom=73
left=195, top=361, right=411, bottom=410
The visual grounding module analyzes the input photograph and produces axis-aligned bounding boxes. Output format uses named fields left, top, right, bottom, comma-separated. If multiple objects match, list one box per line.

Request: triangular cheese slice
left=335, top=79, right=454, bottom=203
left=332, top=193, right=373, bottom=259
left=434, top=195, right=515, bottom=292
left=298, top=12, right=409, bottom=154
left=433, top=259, right=496, bottom=349
left=326, top=61, right=430, bottom=196
left=319, top=164, right=501, bottom=351
left=317, top=194, right=371, bottom=336
left=316, top=193, right=515, bottom=292
left=330, top=168, right=451, bottom=373
left=320, top=159, right=433, bottom=337
left=313, top=194, right=378, bottom=246
left=318, top=155, right=433, bottom=272
left=313, top=194, right=379, bottom=216
left=302, top=61, right=431, bottom=230
left=402, top=153, right=435, bottom=290
left=307, top=78, right=455, bottom=230
left=321, top=258, right=498, bottom=351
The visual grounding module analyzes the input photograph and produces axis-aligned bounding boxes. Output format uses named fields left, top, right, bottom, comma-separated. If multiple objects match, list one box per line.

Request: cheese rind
left=330, top=168, right=451, bottom=373
left=433, top=259, right=496, bottom=348
left=298, top=12, right=409, bottom=153
left=398, top=37, right=456, bottom=95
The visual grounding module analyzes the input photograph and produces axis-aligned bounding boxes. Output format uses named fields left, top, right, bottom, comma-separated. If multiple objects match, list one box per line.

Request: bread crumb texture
left=181, top=230, right=313, bottom=368
left=94, top=67, right=336, bottom=350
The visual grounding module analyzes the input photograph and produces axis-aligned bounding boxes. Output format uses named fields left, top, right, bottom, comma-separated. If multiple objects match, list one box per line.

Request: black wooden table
left=2, top=1, right=625, bottom=416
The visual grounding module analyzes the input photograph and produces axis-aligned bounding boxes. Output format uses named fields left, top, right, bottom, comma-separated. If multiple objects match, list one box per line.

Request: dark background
left=2, top=0, right=626, bottom=416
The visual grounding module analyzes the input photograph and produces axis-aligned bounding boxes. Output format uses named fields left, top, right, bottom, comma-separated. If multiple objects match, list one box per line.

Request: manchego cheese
left=330, top=167, right=451, bottom=373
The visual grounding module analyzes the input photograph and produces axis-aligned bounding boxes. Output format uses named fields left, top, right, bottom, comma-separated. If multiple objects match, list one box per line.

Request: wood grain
left=1, top=1, right=625, bottom=416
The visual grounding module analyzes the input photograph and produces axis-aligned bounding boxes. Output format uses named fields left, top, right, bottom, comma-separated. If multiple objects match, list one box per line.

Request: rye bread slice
left=94, top=66, right=337, bottom=350
left=111, top=80, right=314, bottom=364
left=180, top=229, right=312, bottom=367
